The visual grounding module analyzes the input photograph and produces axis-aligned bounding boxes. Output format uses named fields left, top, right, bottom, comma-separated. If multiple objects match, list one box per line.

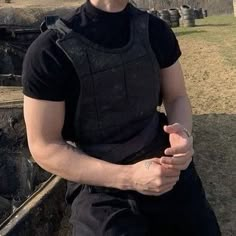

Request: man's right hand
left=130, top=158, right=180, bottom=196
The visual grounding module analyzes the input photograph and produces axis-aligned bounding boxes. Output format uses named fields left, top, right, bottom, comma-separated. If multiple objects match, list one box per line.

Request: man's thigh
left=143, top=166, right=221, bottom=236
left=176, top=193, right=221, bottom=236
left=70, top=186, right=148, bottom=236
left=177, top=172, right=221, bottom=236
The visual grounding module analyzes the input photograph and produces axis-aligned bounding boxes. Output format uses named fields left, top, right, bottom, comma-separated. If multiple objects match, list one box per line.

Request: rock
left=0, top=196, right=11, bottom=223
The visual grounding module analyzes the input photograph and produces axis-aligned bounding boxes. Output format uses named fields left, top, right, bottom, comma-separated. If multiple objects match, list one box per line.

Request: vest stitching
left=77, top=54, right=147, bottom=79
left=85, top=50, right=102, bottom=133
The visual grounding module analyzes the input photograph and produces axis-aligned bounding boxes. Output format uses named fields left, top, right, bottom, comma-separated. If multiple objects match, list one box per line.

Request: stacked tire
left=180, top=5, right=195, bottom=27
left=159, top=9, right=171, bottom=27
left=203, top=9, right=208, bottom=17
left=194, top=9, right=200, bottom=19
left=198, top=8, right=204, bottom=19
left=169, top=8, right=180, bottom=28
left=147, top=9, right=159, bottom=17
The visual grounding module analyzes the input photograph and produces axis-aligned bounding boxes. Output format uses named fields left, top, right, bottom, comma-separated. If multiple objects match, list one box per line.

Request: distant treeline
left=133, top=0, right=234, bottom=15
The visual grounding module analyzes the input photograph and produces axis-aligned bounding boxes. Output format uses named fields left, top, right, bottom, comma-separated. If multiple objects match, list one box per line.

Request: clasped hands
left=131, top=123, right=194, bottom=196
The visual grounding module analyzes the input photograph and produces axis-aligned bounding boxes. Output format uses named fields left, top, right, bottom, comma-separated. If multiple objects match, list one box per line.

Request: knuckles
left=156, top=167, right=164, bottom=176
left=155, top=179, right=163, bottom=187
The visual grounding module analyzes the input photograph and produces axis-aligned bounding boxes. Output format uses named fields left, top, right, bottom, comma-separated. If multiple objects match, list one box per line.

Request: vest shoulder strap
left=40, top=15, right=72, bottom=37
left=128, top=5, right=150, bottom=46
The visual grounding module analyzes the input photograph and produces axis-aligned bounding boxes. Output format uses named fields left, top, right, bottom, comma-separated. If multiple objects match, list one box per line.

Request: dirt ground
left=0, top=15, right=235, bottom=235
left=0, top=87, right=23, bottom=108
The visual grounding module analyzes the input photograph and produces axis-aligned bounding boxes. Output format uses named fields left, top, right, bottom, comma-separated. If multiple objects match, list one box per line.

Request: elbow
left=28, top=139, right=61, bottom=171
left=28, top=140, right=50, bottom=167
left=164, top=94, right=189, bottom=107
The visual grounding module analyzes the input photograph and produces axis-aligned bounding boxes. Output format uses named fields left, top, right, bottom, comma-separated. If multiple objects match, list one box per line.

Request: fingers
left=162, top=160, right=192, bottom=171
left=164, top=137, right=193, bottom=156
left=134, top=158, right=181, bottom=196
left=160, top=155, right=193, bottom=171
left=140, top=182, right=176, bottom=196
left=162, top=176, right=179, bottom=184
left=145, top=158, right=180, bottom=176
left=163, top=123, right=183, bottom=134
left=162, top=145, right=194, bottom=171
left=161, top=152, right=193, bottom=165
left=160, top=167, right=180, bottom=177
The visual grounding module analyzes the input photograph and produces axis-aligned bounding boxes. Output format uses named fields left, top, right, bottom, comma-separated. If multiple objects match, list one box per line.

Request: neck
left=89, top=0, right=129, bottom=13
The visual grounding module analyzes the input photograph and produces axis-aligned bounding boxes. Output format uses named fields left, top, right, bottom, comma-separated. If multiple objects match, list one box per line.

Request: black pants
left=69, top=162, right=221, bottom=236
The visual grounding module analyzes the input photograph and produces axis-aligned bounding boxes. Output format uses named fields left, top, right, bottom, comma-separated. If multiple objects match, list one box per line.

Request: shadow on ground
left=193, top=113, right=235, bottom=236
left=175, top=30, right=206, bottom=37
left=196, top=23, right=232, bottom=27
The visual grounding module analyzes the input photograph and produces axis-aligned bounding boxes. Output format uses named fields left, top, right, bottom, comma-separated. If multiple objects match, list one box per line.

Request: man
left=22, top=0, right=221, bottom=235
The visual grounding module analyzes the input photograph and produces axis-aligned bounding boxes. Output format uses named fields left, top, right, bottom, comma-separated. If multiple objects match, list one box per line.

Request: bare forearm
left=164, top=95, right=192, bottom=133
left=30, top=141, right=132, bottom=190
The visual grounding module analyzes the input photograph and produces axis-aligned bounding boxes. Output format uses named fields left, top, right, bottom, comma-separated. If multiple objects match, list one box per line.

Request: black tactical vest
left=43, top=6, right=164, bottom=164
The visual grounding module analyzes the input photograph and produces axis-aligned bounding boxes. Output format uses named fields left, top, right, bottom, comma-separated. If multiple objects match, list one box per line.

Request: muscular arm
left=160, top=60, right=192, bottom=133
left=24, top=96, right=180, bottom=195
left=24, top=96, right=131, bottom=189
left=160, top=61, right=194, bottom=170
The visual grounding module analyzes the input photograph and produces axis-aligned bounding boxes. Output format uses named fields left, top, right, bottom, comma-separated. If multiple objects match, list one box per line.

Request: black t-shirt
left=22, top=0, right=181, bottom=102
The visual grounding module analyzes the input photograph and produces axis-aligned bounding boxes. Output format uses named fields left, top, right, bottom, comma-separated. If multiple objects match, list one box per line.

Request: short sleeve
left=149, top=15, right=182, bottom=69
left=22, top=31, right=72, bottom=101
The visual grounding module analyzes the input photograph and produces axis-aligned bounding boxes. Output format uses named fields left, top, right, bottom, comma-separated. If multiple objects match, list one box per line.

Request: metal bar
left=0, top=175, right=62, bottom=235
left=0, top=74, right=21, bottom=80
left=0, top=26, right=40, bottom=40
left=0, top=100, right=23, bottom=108
left=10, top=29, right=40, bottom=34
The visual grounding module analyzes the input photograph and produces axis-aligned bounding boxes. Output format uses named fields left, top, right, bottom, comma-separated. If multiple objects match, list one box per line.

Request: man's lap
left=69, top=167, right=221, bottom=236
left=70, top=185, right=148, bottom=236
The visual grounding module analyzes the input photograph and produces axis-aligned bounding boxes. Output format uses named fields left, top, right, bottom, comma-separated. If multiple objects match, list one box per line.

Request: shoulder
left=23, top=30, right=62, bottom=73
left=22, top=25, right=75, bottom=101
left=129, top=6, right=174, bottom=43
left=148, top=13, right=173, bottom=36
left=28, top=30, right=58, bottom=54
left=129, top=5, right=168, bottom=30
left=147, top=14, right=182, bottom=68
left=25, top=5, right=84, bottom=64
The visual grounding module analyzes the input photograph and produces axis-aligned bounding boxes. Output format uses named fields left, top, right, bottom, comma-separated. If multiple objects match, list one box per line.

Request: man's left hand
left=160, top=123, right=194, bottom=171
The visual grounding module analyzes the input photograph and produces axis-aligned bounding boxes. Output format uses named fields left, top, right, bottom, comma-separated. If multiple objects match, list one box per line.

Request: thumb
left=163, top=123, right=183, bottom=134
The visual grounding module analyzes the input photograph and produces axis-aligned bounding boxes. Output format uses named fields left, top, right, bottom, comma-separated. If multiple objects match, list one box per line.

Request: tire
left=183, top=19, right=195, bottom=27
left=171, top=22, right=180, bottom=28
left=169, top=8, right=179, bottom=16
left=182, top=15, right=194, bottom=20
left=180, top=5, right=192, bottom=15
left=194, top=9, right=200, bottom=19
left=170, top=15, right=180, bottom=20
left=159, top=9, right=169, bottom=15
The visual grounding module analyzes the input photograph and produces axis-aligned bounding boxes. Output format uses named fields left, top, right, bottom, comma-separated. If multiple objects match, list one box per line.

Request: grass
left=173, top=15, right=236, bottom=67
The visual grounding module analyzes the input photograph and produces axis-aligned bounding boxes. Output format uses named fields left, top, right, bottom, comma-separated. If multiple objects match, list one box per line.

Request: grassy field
left=175, top=15, right=236, bottom=67
left=173, top=15, right=236, bottom=236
